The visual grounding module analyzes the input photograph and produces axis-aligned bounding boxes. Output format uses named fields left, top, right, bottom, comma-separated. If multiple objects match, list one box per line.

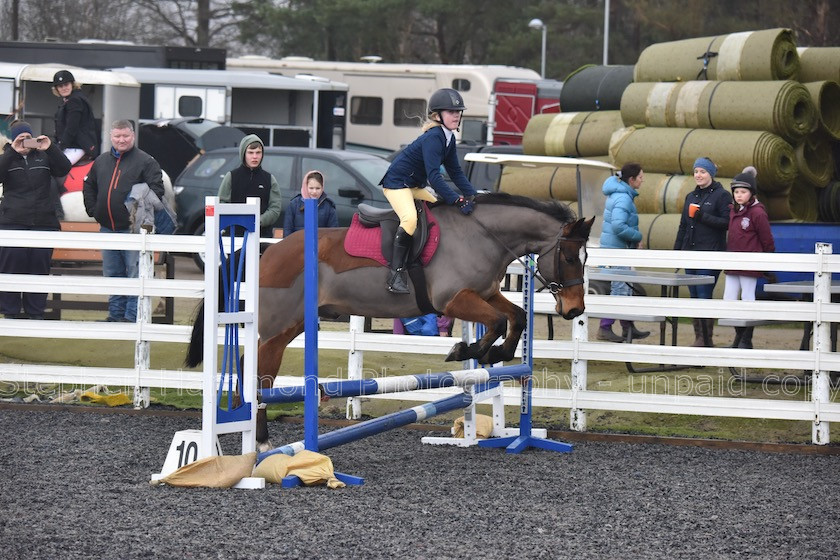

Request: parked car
left=174, top=146, right=391, bottom=268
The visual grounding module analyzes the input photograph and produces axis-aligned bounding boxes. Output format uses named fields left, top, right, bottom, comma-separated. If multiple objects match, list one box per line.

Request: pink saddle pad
left=344, top=208, right=440, bottom=267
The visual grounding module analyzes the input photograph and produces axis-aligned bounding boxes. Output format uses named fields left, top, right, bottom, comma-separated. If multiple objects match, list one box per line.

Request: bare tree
left=131, top=0, right=242, bottom=49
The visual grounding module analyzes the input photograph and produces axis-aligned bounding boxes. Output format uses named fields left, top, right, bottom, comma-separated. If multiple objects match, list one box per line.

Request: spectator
left=0, top=121, right=71, bottom=319
left=380, top=88, right=477, bottom=294
left=283, top=170, right=337, bottom=237
left=394, top=314, right=454, bottom=337
left=597, top=162, right=650, bottom=343
left=83, top=120, right=164, bottom=322
left=52, top=70, right=99, bottom=165
left=723, top=166, right=775, bottom=349
left=218, top=134, right=282, bottom=240
left=674, top=157, right=732, bottom=347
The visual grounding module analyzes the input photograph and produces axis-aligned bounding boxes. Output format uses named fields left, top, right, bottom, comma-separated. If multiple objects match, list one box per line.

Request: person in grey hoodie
left=217, top=134, right=282, bottom=239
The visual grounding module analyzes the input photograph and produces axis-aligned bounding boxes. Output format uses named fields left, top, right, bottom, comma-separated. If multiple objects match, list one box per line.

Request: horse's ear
left=565, top=217, right=594, bottom=239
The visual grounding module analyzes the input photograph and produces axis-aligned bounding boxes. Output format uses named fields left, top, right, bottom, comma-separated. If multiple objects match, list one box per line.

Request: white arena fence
left=0, top=230, right=838, bottom=444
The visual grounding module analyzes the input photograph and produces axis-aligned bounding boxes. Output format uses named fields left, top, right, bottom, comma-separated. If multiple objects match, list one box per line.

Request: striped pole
left=258, top=391, right=473, bottom=462
left=260, top=363, right=531, bottom=404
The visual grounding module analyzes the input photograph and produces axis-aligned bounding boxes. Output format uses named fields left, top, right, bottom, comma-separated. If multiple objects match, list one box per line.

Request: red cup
left=688, top=203, right=700, bottom=218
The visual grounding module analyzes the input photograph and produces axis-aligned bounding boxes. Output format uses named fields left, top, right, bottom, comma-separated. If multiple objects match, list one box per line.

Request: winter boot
left=691, top=318, right=706, bottom=347
left=597, top=326, right=625, bottom=343
left=386, top=227, right=412, bottom=294
left=621, top=321, right=650, bottom=341
left=730, top=327, right=745, bottom=348
left=738, top=326, right=754, bottom=349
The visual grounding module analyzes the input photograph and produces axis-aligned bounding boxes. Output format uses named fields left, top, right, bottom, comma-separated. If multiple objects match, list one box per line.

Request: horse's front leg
left=442, top=289, right=509, bottom=363
left=479, top=290, right=527, bottom=365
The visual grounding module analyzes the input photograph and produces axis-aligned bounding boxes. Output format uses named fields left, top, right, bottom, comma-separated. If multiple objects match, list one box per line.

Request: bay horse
left=185, top=192, right=593, bottom=446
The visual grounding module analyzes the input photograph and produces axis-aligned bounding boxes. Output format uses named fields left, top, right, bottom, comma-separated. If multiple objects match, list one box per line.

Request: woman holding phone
left=0, top=120, right=71, bottom=319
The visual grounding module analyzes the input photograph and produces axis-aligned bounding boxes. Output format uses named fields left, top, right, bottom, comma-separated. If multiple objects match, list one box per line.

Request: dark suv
left=174, top=146, right=391, bottom=237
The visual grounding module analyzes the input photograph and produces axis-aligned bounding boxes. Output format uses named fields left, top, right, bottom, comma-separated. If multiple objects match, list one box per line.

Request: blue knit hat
left=693, top=157, right=717, bottom=177
left=10, top=121, right=33, bottom=139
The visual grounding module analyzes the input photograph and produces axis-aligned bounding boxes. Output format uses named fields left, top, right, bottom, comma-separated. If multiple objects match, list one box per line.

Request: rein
left=469, top=215, right=585, bottom=294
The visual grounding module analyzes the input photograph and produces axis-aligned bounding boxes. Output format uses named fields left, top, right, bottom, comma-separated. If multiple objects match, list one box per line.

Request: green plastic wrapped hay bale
left=634, top=173, right=735, bottom=214
left=636, top=213, right=680, bottom=251
left=610, top=126, right=797, bottom=193
left=794, top=133, right=834, bottom=188
left=802, top=81, right=840, bottom=140
left=620, top=80, right=815, bottom=143
left=633, top=28, right=799, bottom=82
left=497, top=166, right=579, bottom=201
left=560, top=64, right=635, bottom=112
left=796, top=47, right=840, bottom=82
left=523, top=111, right=624, bottom=157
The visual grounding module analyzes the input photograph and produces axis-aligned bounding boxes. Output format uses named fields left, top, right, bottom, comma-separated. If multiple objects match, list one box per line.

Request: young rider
left=380, top=88, right=478, bottom=294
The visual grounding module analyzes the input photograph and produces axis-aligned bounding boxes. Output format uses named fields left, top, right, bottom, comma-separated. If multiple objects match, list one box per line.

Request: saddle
left=357, top=201, right=431, bottom=268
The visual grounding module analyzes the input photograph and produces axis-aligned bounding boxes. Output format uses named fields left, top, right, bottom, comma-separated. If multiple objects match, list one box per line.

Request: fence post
left=346, top=315, right=364, bottom=419
left=812, top=242, right=832, bottom=444
left=570, top=272, right=589, bottom=431
left=133, top=227, right=153, bottom=409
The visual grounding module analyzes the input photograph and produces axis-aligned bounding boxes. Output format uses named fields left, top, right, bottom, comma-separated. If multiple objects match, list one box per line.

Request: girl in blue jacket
left=597, top=162, right=649, bottom=343
left=379, top=88, right=478, bottom=294
left=283, top=170, right=338, bottom=237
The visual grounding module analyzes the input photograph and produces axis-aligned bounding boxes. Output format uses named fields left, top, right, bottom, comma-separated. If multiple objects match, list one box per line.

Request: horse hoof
left=445, top=342, right=467, bottom=362
left=257, top=440, right=273, bottom=454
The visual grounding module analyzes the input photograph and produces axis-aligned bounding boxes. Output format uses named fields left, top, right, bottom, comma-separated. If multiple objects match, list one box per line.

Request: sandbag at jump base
left=633, top=28, right=799, bottom=82
left=634, top=173, right=734, bottom=215
left=609, top=126, right=797, bottom=193
left=802, top=81, right=840, bottom=140
left=560, top=64, right=634, bottom=112
left=796, top=47, right=840, bottom=83
left=620, top=80, right=816, bottom=143
left=523, top=111, right=624, bottom=157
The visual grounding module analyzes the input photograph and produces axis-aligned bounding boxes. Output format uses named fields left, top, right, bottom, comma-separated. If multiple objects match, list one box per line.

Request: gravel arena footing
left=1, top=407, right=839, bottom=559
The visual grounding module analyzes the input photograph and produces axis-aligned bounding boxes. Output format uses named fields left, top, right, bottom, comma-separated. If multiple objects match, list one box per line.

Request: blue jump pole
left=260, top=363, right=532, bottom=404
left=258, top=391, right=473, bottom=462
left=478, top=254, right=573, bottom=454
left=303, top=198, right=319, bottom=451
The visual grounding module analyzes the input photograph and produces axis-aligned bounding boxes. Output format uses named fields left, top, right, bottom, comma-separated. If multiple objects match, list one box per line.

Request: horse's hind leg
left=255, top=321, right=305, bottom=449
left=442, top=289, right=509, bottom=363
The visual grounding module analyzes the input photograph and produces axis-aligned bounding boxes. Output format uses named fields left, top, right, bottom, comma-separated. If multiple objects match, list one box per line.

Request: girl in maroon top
left=723, top=166, right=775, bottom=348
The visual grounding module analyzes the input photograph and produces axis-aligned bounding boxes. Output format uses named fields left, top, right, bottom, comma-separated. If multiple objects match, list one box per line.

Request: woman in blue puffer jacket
left=597, top=162, right=649, bottom=343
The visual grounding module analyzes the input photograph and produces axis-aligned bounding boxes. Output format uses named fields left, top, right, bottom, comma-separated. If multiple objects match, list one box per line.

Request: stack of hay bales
left=618, top=28, right=840, bottom=222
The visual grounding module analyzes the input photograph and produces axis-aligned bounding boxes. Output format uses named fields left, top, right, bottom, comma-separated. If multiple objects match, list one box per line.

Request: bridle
left=471, top=215, right=586, bottom=294
left=538, top=233, right=586, bottom=295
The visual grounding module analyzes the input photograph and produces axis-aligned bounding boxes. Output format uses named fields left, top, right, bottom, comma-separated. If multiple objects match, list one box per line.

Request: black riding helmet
left=428, top=88, right=466, bottom=114
left=53, top=70, right=75, bottom=87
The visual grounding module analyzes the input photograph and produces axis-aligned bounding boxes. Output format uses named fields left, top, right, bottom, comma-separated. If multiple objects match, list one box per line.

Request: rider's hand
left=455, top=196, right=474, bottom=216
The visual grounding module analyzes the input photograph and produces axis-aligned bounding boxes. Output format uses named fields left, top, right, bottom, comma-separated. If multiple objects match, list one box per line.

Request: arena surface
left=1, top=406, right=838, bottom=559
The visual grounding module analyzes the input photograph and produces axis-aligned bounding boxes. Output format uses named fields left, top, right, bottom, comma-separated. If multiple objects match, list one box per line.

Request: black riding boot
left=386, top=227, right=412, bottom=294
left=738, top=327, right=754, bottom=349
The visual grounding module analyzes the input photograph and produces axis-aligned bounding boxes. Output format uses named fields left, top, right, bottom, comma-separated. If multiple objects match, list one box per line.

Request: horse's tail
left=184, top=302, right=205, bottom=368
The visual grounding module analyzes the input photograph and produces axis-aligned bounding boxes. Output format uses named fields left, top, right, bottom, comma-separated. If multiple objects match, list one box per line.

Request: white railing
left=0, top=230, right=837, bottom=444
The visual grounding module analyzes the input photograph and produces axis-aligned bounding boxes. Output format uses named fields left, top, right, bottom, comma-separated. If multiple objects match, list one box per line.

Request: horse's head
left=537, top=217, right=594, bottom=319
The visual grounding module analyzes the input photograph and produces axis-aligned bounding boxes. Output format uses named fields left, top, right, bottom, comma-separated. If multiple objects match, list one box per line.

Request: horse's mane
left=472, top=192, right=577, bottom=222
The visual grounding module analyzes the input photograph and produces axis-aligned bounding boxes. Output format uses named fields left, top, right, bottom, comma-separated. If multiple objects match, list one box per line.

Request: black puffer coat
left=0, top=143, right=71, bottom=230
left=674, top=181, right=732, bottom=251
left=54, top=89, right=99, bottom=158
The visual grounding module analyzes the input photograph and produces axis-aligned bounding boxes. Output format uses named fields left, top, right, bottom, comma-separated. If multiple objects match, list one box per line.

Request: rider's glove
left=455, top=196, right=474, bottom=216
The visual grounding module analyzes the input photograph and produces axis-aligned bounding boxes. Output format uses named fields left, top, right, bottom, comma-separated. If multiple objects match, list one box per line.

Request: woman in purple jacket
left=723, top=166, right=775, bottom=349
